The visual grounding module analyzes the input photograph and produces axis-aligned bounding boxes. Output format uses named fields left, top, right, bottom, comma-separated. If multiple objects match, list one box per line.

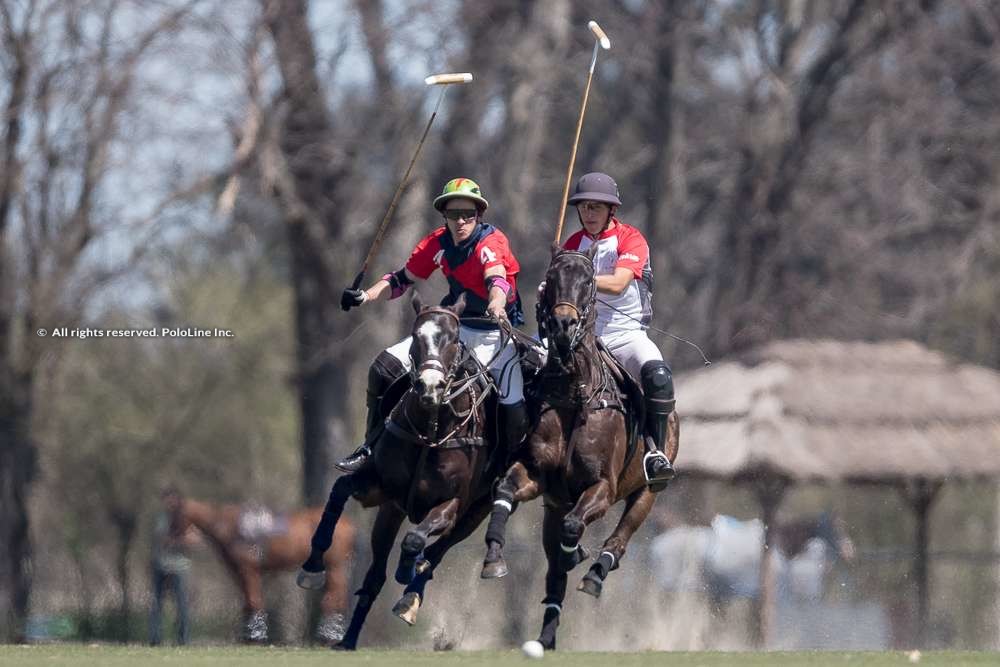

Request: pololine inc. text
left=46, top=327, right=234, bottom=339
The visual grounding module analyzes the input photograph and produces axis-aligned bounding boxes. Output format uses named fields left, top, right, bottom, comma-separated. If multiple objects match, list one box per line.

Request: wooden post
left=750, top=474, right=790, bottom=648
left=898, top=478, right=942, bottom=648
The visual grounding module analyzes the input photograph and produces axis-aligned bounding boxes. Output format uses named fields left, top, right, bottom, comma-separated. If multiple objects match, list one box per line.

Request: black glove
left=341, top=288, right=367, bottom=312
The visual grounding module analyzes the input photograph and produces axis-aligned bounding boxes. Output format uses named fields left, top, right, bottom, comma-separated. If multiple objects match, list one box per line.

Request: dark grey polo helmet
left=567, top=172, right=622, bottom=207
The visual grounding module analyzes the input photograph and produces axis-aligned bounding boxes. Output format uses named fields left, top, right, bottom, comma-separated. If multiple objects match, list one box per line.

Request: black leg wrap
left=593, top=551, right=615, bottom=579
left=500, top=401, right=529, bottom=462
left=485, top=502, right=511, bottom=548
left=310, top=475, right=355, bottom=554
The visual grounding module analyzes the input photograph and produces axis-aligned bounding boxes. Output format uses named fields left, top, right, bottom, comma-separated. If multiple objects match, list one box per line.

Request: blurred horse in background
left=167, top=494, right=355, bottom=643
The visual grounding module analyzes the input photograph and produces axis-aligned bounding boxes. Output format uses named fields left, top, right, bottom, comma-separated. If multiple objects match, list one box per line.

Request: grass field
left=1, top=646, right=998, bottom=667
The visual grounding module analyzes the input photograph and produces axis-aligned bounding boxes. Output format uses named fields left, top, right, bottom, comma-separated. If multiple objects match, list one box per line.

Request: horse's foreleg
left=579, top=487, right=656, bottom=598
left=337, top=503, right=405, bottom=651
left=559, top=479, right=613, bottom=573
left=395, top=497, right=459, bottom=585
left=393, top=495, right=493, bottom=627
left=301, top=474, right=359, bottom=581
left=481, top=462, right=544, bottom=579
left=537, top=505, right=569, bottom=650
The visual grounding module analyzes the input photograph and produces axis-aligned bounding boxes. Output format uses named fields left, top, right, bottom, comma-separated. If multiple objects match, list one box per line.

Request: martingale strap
left=385, top=419, right=486, bottom=449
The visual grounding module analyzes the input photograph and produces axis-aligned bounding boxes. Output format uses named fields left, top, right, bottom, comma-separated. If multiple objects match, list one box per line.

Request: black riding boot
left=336, top=351, right=406, bottom=473
left=500, top=400, right=529, bottom=466
left=641, top=360, right=676, bottom=489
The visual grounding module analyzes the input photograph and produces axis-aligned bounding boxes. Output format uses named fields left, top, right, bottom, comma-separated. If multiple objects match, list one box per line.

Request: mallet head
left=424, top=72, right=474, bottom=86
left=588, top=21, right=611, bottom=50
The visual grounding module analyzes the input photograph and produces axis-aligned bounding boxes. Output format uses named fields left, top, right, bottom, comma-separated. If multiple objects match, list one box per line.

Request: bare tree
left=0, top=0, right=251, bottom=640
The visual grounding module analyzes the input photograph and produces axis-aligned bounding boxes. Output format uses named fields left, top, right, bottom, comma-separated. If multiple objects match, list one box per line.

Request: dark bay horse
left=480, top=245, right=679, bottom=650
left=298, top=293, right=507, bottom=650
left=167, top=495, right=354, bottom=643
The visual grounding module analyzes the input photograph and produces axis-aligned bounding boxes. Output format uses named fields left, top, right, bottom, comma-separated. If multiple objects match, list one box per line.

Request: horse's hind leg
left=579, top=487, right=655, bottom=598
left=337, top=503, right=405, bottom=651
left=317, top=519, right=357, bottom=644
left=482, top=462, right=544, bottom=579
left=393, top=495, right=493, bottom=626
left=536, top=504, right=569, bottom=650
left=240, top=566, right=268, bottom=643
left=559, top=479, right=613, bottom=573
left=395, top=497, right=459, bottom=585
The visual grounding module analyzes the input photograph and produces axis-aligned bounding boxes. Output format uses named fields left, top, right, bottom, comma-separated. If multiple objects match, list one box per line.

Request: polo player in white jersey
left=561, top=172, right=675, bottom=487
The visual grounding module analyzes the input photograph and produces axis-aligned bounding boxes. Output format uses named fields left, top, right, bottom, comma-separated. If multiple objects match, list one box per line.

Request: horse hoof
left=332, top=641, right=356, bottom=651
left=392, top=592, right=422, bottom=626
left=577, top=574, right=603, bottom=598
left=481, top=558, right=509, bottom=579
left=296, top=567, right=327, bottom=590
left=316, top=612, right=347, bottom=643
left=415, top=558, right=432, bottom=576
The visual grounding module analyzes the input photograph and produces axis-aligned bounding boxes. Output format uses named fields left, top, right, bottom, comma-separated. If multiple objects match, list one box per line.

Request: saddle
left=237, top=505, right=290, bottom=562
left=594, top=338, right=645, bottom=473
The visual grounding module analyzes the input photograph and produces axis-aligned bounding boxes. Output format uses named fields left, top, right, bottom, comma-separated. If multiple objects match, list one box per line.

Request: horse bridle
left=546, top=250, right=598, bottom=351
left=409, top=306, right=463, bottom=391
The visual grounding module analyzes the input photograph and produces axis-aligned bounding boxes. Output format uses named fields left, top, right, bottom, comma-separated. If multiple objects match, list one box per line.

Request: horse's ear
left=584, top=242, right=599, bottom=261
left=411, top=290, right=424, bottom=314
left=550, top=242, right=563, bottom=258
left=450, top=292, right=467, bottom=317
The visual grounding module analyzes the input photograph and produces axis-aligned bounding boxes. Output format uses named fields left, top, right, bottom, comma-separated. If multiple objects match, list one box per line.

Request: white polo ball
left=521, top=640, right=544, bottom=659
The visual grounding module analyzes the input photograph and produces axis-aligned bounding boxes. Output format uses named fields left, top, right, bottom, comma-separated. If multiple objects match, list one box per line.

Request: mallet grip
left=424, top=72, right=473, bottom=85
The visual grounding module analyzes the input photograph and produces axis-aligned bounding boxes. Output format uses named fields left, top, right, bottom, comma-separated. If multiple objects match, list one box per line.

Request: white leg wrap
left=493, top=499, right=512, bottom=512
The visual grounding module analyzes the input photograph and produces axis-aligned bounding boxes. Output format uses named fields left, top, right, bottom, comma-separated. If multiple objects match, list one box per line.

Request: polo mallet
left=346, top=72, right=474, bottom=302
left=554, top=21, right=611, bottom=243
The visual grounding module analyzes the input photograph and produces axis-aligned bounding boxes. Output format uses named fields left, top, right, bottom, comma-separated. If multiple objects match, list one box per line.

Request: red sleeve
left=404, top=228, right=444, bottom=280
left=477, top=231, right=520, bottom=302
left=563, top=230, right=586, bottom=252
left=475, top=233, right=510, bottom=272
left=615, top=225, right=649, bottom=279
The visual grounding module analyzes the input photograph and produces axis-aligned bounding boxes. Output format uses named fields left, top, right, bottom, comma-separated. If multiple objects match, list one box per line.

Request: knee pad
left=640, top=360, right=674, bottom=415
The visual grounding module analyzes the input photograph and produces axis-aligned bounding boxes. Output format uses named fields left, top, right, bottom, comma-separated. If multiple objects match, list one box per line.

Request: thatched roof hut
left=674, top=339, right=1000, bottom=647
left=678, top=339, right=1000, bottom=483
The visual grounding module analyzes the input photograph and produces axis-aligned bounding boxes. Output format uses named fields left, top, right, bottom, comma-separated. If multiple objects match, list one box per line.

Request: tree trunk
left=0, top=378, right=36, bottom=643
left=264, top=0, right=354, bottom=506
left=114, top=517, right=136, bottom=642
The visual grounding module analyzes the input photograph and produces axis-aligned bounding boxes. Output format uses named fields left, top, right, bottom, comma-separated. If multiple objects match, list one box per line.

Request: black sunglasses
left=443, top=209, right=479, bottom=221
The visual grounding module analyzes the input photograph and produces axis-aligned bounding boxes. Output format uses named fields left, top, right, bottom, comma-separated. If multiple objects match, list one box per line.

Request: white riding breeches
left=598, top=328, right=664, bottom=383
left=384, top=325, right=524, bottom=405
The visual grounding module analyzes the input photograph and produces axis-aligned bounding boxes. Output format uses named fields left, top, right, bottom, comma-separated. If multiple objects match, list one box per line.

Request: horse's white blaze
left=416, top=321, right=442, bottom=357
left=418, top=368, right=445, bottom=389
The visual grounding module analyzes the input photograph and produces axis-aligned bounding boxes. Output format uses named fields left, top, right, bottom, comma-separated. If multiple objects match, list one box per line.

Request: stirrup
left=335, top=445, right=371, bottom=473
left=643, top=450, right=674, bottom=485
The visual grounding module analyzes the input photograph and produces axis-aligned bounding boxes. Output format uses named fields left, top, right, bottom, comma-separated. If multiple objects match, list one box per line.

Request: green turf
left=0, top=646, right=997, bottom=667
